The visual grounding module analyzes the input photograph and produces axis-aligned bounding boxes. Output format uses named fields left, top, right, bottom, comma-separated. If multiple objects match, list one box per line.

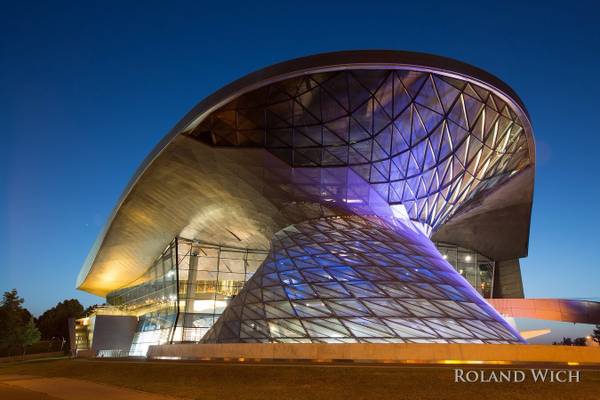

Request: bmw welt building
left=72, top=51, right=600, bottom=360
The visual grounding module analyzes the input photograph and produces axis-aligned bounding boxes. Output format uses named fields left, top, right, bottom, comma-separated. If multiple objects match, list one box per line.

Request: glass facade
left=107, top=234, right=494, bottom=356
left=435, top=243, right=495, bottom=298
left=173, top=239, right=266, bottom=343
left=202, top=216, right=522, bottom=344
left=73, top=318, right=91, bottom=352
left=106, top=242, right=178, bottom=356
left=106, top=238, right=267, bottom=356
left=106, top=236, right=499, bottom=353
left=191, top=69, right=530, bottom=231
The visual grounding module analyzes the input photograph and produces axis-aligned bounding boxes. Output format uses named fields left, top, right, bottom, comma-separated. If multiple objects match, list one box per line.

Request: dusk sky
left=2, top=1, right=599, bottom=316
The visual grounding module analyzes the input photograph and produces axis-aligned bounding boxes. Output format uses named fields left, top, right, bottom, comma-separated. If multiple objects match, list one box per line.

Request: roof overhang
left=77, top=50, right=535, bottom=296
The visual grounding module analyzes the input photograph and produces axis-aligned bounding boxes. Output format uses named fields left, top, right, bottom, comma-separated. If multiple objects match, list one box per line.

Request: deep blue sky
left=2, top=1, right=599, bottom=315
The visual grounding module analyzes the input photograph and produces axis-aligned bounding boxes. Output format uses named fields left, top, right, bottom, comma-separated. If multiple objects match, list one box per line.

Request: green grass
left=1, top=358, right=599, bottom=400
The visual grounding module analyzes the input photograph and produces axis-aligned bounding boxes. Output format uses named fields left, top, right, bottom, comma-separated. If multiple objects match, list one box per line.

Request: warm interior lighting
left=440, top=359, right=511, bottom=365
left=193, top=299, right=229, bottom=313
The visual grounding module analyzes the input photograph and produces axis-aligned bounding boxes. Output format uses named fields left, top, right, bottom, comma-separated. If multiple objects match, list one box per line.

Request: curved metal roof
left=77, top=50, right=535, bottom=296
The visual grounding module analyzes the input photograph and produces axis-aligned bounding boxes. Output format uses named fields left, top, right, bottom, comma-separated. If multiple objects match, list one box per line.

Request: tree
left=18, top=319, right=42, bottom=355
left=573, top=337, right=587, bottom=346
left=0, top=289, right=40, bottom=356
left=559, top=337, right=573, bottom=346
left=593, top=324, right=600, bottom=345
left=0, top=289, right=32, bottom=325
left=36, top=299, right=84, bottom=344
left=82, top=304, right=101, bottom=317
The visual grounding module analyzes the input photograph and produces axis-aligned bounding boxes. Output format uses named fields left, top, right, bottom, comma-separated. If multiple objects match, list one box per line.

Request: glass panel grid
left=202, top=216, right=522, bottom=344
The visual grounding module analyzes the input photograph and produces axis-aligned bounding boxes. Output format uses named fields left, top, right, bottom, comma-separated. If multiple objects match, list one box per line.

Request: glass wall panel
left=435, top=242, right=495, bottom=298
left=106, top=238, right=268, bottom=355
left=201, top=216, right=521, bottom=344
left=105, top=237, right=495, bottom=354
left=173, top=239, right=268, bottom=343
left=106, top=241, right=178, bottom=356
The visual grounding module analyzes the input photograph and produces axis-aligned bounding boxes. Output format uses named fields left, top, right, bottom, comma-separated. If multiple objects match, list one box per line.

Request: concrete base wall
left=148, top=343, right=600, bottom=365
left=90, top=315, right=138, bottom=355
left=74, top=349, right=94, bottom=358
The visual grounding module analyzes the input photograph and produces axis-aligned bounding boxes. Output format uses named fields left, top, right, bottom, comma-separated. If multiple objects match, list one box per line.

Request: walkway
left=0, top=374, right=179, bottom=400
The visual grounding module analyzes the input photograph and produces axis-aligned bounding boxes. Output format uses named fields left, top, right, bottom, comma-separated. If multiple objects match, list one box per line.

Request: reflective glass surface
left=435, top=243, right=495, bottom=298
left=191, top=69, right=530, bottom=230
left=202, top=216, right=522, bottom=344
left=106, top=239, right=267, bottom=355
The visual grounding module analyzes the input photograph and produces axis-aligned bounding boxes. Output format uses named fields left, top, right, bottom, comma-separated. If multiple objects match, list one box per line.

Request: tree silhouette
left=36, top=299, right=84, bottom=344
left=593, top=324, right=600, bottom=344
left=0, top=289, right=40, bottom=356
left=19, top=318, right=42, bottom=355
left=559, top=337, right=572, bottom=346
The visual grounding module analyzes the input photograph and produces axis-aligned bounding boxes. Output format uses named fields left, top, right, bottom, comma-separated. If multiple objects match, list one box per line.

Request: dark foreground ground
left=1, top=357, right=599, bottom=400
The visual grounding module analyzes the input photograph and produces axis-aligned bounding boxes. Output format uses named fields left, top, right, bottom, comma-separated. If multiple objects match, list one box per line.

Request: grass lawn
left=1, top=358, right=599, bottom=400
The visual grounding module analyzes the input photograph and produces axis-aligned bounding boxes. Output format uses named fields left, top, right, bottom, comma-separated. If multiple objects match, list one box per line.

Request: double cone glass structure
left=77, top=51, right=535, bottom=353
left=203, top=216, right=520, bottom=343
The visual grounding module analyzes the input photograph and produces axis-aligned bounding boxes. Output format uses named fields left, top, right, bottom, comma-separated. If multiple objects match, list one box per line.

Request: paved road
left=0, top=382, right=62, bottom=400
left=0, top=375, right=176, bottom=400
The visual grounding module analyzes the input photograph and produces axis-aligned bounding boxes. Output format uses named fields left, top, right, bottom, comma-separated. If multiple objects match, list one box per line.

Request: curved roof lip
left=77, top=49, right=536, bottom=291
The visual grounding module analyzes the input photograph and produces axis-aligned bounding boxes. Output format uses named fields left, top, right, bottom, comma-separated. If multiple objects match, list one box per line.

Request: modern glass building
left=104, top=239, right=267, bottom=355
left=76, top=50, right=572, bottom=356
